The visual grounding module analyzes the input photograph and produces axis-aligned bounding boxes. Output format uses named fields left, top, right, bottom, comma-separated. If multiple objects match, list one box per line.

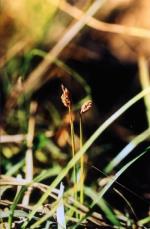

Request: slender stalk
left=22, top=101, right=37, bottom=206
left=138, top=55, right=150, bottom=127
left=68, top=105, right=77, bottom=198
left=57, top=0, right=150, bottom=39
left=13, top=0, right=107, bottom=98
left=79, top=114, right=84, bottom=204
left=79, top=100, right=92, bottom=204
left=69, top=106, right=75, bottom=159
left=61, top=84, right=77, bottom=202
left=8, top=186, right=27, bottom=229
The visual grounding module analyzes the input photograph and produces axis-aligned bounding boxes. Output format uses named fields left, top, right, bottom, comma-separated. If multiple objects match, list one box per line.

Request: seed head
left=61, top=84, right=71, bottom=108
left=80, top=100, right=92, bottom=114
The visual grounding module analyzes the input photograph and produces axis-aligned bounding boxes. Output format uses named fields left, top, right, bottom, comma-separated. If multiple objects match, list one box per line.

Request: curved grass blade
left=21, top=88, right=150, bottom=228
left=104, top=128, right=150, bottom=173
left=84, top=187, right=120, bottom=226
left=8, top=166, right=61, bottom=229
left=113, top=188, right=137, bottom=220
left=8, top=186, right=27, bottom=229
left=91, top=148, right=149, bottom=208
left=25, top=48, right=91, bottom=97
left=73, top=147, right=149, bottom=228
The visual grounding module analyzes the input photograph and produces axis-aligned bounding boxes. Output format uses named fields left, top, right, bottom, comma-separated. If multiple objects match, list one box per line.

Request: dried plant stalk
left=22, top=101, right=37, bottom=207
left=57, top=0, right=150, bottom=39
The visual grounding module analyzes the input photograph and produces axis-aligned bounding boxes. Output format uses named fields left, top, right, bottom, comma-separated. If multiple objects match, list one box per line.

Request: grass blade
left=6, top=159, right=25, bottom=176
left=91, top=149, right=149, bottom=208
left=84, top=186, right=120, bottom=226
left=138, top=216, right=150, bottom=227
left=104, top=128, right=150, bottom=173
left=21, top=88, right=150, bottom=228
left=22, top=0, right=107, bottom=95
left=113, top=188, right=137, bottom=220
left=8, top=186, right=27, bottom=229
left=73, top=147, right=149, bottom=228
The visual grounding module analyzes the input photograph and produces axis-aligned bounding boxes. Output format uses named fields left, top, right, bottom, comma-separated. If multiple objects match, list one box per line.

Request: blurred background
left=0, top=0, right=150, bottom=225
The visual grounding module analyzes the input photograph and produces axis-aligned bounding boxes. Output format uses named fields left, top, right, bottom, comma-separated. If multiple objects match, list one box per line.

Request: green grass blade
left=6, top=159, right=25, bottom=176
left=54, top=59, right=91, bottom=96
left=25, top=47, right=91, bottom=97
left=91, top=149, right=149, bottom=208
left=8, top=186, right=27, bottom=229
left=33, top=165, right=61, bottom=183
left=7, top=165, right=61, bottom=229
left=104, top=128, right=150, bottom=173
left=73, top=147, right=149, bottom=228
left=84, top=187, right=120, bottom=226
left=21, top=88, right=150, bottom=228
left=138, top=55, right=150, bottom=127
left=138, top=216, right=150, bottom=226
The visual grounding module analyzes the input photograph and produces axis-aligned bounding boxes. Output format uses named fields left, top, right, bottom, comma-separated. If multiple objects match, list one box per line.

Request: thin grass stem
left=79, top=114, right=84, bottom=204
left=138, top=55, right=150, bottom=127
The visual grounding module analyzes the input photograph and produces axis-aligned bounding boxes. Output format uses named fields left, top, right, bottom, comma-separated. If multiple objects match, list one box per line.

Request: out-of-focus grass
left=1, top=0, right=59, bottom=42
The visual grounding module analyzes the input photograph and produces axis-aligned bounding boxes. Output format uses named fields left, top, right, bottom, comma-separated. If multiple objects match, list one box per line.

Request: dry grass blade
left=56, top=183, right=66, bottom=229
left=0, top=176, right=108, bottom=227
left=57, top=0, right=150, bottom=39
left=0, top=134, right=26, bottom=143
left=22, top=101, right=37, bottom=206
left=0, top=175, right=59, bottom=197
left=6, top=0, right=106, bottom=109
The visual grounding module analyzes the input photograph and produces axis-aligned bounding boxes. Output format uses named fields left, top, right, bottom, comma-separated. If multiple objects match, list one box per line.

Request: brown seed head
left=61, top=84, right=71, bottom=108
left=80, top=100, right=92, bottom=114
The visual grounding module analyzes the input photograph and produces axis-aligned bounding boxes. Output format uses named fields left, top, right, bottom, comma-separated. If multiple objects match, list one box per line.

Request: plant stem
left=22, top=101, right=37, bottom=206
left=68, top=106, right=77, bottom=199
left=138, top=55, right=150, bottom=127
left=79, top=114, right=84, bottom=204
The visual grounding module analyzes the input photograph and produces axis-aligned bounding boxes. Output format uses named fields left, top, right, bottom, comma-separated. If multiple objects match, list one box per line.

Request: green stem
left=8, top=186, right=27, bottom=229
left=68, top=106, right=77, bottom=199
left=138, top=55, right=150, bottom=127
left=69, top=106, right=75, bottom=158
left=79, top=114, right=84, bottom=204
